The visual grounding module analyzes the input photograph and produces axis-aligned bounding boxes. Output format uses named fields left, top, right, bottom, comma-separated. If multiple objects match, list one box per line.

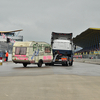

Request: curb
left=74, top=59, right=100, bottom=65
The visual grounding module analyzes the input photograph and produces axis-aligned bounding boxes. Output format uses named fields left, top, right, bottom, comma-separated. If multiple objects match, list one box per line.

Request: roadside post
left=0, top=53, right=3, bottom=65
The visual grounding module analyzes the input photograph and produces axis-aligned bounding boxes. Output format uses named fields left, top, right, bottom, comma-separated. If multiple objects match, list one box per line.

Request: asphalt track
left=0, top=62, right=100, bottom=100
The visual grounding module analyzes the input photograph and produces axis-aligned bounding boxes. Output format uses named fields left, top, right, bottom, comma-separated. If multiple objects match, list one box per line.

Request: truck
left=51, top=32, right=74, bottom=66
left=12, top=41, right=53, bottom=67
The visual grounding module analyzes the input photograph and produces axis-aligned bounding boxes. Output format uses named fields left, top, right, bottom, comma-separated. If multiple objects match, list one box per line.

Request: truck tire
left=38, top=60, right=43, bottom=67
left=62, top=63, right=65, bottom=66
left=69, top=61, right=73, bottom=66
left=62, top=62, right=67, bottom=66
left=23, top=63, right=27, bottom=67
left=66, top=62, right=68, bottom=66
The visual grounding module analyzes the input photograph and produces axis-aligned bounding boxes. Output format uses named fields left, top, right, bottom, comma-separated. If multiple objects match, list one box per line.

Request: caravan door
left=31, top=43, right=39, bottom=63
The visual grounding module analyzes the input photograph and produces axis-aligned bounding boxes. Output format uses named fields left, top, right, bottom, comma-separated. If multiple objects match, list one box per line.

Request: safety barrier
left=0, top=53, right=3, bottom=65
left=74, top=58, right=100, bottom=64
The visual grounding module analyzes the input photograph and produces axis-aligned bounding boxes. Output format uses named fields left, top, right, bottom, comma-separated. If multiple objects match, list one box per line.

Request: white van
left=12, top=41, right=53, bottom=67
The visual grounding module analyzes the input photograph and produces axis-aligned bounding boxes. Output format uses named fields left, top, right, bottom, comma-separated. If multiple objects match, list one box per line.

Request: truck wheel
left=69, top=61, right=73, bottom=66
left=62, top=62, right=67, bottom=66
left=38, top=61, right=42, bottom=67
left=66, top=61, right=68, bottom=66
left=62, top=64, right=65, bottom=66
left=23, top=63, right=27, bottom=67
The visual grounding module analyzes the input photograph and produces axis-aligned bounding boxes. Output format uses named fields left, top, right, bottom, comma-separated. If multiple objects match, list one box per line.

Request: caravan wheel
left=38, top=60, right=43, bottom=67
left=23, top=63, right=27, bottom=67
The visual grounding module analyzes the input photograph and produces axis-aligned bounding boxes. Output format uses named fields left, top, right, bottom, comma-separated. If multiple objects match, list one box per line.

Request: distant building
left=73, top=28, right=100, bottom=59
left=0, top=29, right=23, bottom=43
left=0, top=29, right=23, bottom=55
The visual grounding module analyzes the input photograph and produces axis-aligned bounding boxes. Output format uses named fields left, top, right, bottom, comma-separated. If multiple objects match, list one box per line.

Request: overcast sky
left=0, top=0, right=100, bottom=43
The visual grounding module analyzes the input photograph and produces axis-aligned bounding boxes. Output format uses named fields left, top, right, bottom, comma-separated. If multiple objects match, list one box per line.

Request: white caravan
left=12, top=41, right=53, bottom=67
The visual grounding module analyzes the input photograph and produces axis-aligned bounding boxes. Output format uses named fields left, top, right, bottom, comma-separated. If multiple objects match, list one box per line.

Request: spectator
left=5, top=51, right=9, bottom=61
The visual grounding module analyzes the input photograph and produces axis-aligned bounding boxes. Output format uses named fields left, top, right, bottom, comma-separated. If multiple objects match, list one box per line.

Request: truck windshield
left=15, top=47, right=27, bottom=55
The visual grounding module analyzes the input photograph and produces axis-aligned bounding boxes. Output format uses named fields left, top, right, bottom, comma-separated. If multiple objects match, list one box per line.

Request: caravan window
left=15, top=47, right=27, bottom=55
left=45, top=47, right=51, bottom=53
